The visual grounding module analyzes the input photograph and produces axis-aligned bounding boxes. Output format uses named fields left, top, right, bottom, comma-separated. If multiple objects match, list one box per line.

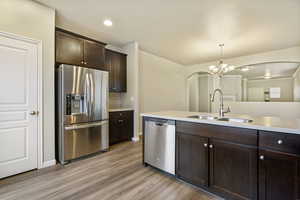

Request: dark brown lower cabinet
left=175, top=121, right=258, bottom=200
left=109, top=111, right=133, bottom=145
left=209, top=139, right=257, bottom=200
left=176, top=132, right=209, bottom=187
left=259, top=149, right=300, bottom=200
left=168, top=121, right=300, bottom=200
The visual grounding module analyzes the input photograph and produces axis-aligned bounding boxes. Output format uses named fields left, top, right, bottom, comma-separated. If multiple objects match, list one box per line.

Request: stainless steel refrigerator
left=57, top=64, right=109, bottom=164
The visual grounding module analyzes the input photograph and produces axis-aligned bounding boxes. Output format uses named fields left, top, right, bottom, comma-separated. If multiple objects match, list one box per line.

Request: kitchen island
left=141, top=111, right=300, bottom=200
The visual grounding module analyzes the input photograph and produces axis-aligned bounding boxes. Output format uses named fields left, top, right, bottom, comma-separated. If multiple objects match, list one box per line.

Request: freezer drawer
left=144, top=118, right=175, bottom=175
left=60, top=121, right=108, bottom=163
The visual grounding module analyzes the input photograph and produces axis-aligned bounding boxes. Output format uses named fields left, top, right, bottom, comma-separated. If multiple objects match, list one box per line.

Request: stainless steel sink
left=187, top=115, right=218, bottom=120
left=187, top=115, right=253, bottom=123
left=217, top=117, right=253, bottom=123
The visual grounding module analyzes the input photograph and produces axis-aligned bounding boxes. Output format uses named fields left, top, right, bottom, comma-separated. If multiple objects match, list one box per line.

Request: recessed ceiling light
left=103, top=19, right=112, bottom=27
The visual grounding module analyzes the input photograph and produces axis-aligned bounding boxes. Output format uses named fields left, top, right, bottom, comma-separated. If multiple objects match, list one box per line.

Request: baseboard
left=132, top=136, right=140, bottom=142
left=42, top=159, right=56, bottom=168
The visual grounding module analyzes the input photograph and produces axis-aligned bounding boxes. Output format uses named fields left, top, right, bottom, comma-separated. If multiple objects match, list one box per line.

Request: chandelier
left=208, top=44, right=235, bottom=77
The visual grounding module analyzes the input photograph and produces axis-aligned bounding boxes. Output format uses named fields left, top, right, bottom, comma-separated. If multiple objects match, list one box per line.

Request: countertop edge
left=141, top=113, right=300, bottom=135
left=109, top=108, right=134, bottom=112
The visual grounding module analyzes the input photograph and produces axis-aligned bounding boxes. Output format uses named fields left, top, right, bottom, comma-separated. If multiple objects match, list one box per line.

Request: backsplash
left=109, top=93, right=122, bottom=108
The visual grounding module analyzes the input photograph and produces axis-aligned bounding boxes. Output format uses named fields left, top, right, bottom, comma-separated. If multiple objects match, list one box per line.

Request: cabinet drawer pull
left=277, top=140, right=283, bottom=145
left=259, top=155, right=264, bottom=160
left=209, top=144, right=213, bottom=149
left=204, top=143, right=208, bottom=148
left=118, top=120, right=124, bottom=123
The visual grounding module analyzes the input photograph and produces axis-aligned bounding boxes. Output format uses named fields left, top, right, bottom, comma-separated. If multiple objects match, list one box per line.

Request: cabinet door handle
left=204, top=143, right=208, bottom=148
left=277, top=140, right=283, bottom=144
left=118, top=120, right=124, bottom=123
left=85, top=62, right=88, bottom=65
left=81, top=61, right=84, bottom=64
left=209, top=144, right=213, bottom=149
left=259, top=155, right=264, bottom=160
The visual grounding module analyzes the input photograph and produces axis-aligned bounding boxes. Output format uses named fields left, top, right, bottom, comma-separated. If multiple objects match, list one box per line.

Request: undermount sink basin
left=217, top=117, right=253, bottom=123
left=187, top=115, right=218, bottom=120
left=187, top=115, right=253, bottom=123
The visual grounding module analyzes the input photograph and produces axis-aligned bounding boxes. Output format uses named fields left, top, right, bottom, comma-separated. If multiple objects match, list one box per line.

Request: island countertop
left=141, top=111, right=300, bottom=135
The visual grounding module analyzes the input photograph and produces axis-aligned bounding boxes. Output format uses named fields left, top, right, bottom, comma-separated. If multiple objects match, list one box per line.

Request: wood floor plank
left=0, top=141, right=221, bottom=200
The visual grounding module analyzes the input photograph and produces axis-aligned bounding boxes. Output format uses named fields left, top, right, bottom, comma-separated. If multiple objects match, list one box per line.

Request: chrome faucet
left=211, top=89, right=231, bottom=117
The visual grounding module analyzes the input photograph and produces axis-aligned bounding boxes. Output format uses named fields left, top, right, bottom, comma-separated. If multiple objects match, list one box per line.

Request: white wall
left=247, top=78, right=294, bottom=102
left=185, top=46, right=300, bottom=119
left=139, top=51, right=186, bottom=130
left=187, top=74, right=199, bottom=111
left=0, top=0, right=55, bottom=162
left=121, top=42, right=140, bottom=140
left=221, top=75, right=242, bottom=101
left=293, top=67, right=300, bottom=101
left=186, top=46, right=300, bottom=75
left=222, top=102, right=300, bottom=119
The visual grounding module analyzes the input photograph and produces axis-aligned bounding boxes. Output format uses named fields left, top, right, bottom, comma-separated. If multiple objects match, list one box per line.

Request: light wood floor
left=0, top=141, right=221, bottom=200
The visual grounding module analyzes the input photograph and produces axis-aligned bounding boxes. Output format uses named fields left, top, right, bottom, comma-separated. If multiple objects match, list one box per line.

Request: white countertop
left=109, top=108, right=134, bottom=112
left=141, top=111, right=300, bottom=135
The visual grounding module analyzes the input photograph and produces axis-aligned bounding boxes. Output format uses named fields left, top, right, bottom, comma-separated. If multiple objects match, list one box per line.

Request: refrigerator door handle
left=86, top=73, right=92, bottom=117
left=89, top=72, right=95, bottom=119
left=84, top=73, right=89, bottom=115
left=64, top=121, right=108, bottom=131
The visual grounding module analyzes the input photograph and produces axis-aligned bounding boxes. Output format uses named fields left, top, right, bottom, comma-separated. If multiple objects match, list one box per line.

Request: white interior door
left=0, top=34, right=39, bottom=179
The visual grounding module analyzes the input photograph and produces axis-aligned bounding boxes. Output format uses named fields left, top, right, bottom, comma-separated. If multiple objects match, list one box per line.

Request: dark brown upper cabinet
left=55, top=28, right=106, bottom=71
left=105, top=49, right=127, bottom=92
left=56, top=31, right=84, bottom=66
left=83, top=40, right=106, bottom=70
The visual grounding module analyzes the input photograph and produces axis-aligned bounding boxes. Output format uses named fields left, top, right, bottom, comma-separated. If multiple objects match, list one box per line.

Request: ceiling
left=36, top=0, right=300, bottom=65
left=227, top=62, right=300, bottom=80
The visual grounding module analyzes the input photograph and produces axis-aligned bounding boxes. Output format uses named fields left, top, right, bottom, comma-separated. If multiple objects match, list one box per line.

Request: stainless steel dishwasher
left=144, top=118, right=175, bottom=175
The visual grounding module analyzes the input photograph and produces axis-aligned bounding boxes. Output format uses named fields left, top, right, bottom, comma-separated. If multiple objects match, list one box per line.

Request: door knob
left=204, top=143, right=208, bottom=148
left=209, top=144, right=213, bottom=149
left=29, top=111, right=38, bottom=115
